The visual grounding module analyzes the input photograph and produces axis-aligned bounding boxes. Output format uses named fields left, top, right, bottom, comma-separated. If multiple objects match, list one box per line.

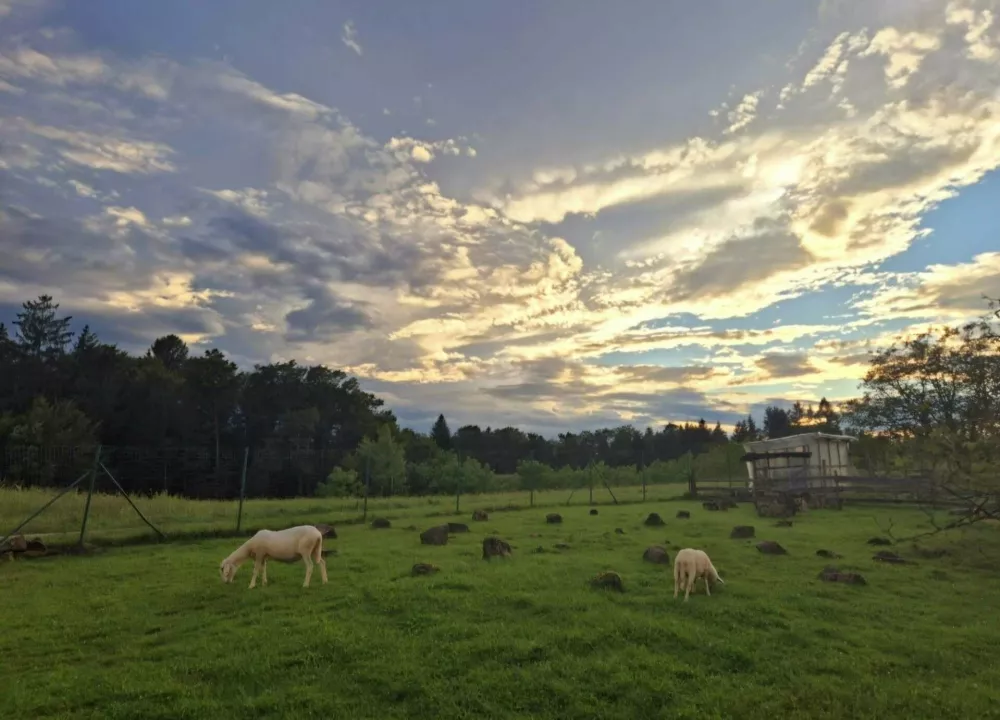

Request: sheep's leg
left=684, top=572, right=696, bottom=601
left=673, top=574, right=679, bottom=599
left=302, top=553, right=314, bottom=588
left=249, top=555, right=264, bottom=589
left=313, top=541, right=328, bottom=584
left=261, top=558, right=268, bottom=587
left=704, top=575, right=711, bottom=597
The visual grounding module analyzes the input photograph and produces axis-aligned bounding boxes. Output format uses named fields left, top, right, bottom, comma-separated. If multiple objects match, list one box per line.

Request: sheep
left=219, top=525, right=328, bottom=589
left=673, top=547, right=724, bottom=601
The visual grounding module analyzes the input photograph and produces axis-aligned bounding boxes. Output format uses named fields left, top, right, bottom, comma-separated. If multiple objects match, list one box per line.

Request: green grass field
left=3, top=491, right=1000, bottom=719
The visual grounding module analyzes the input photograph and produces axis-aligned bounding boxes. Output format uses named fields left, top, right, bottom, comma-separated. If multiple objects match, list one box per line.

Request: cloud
left=341, top=20, right=363, bottom=56
left=754, top=352, right=818, bottom=379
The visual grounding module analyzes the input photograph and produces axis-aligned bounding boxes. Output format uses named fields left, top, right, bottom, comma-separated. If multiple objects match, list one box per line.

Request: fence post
left=641, top=452, right=647, bottom=502
left=588, top=463, right=594, bottom=505
left=78, top=444, right=102, bottom=547
left=236, top=447, right=249, bottom=532
left=362, top=454, right=370, bottom=522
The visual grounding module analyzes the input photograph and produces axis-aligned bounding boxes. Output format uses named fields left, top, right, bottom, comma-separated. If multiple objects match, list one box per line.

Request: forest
left=2, top=294, right=997, bottom=504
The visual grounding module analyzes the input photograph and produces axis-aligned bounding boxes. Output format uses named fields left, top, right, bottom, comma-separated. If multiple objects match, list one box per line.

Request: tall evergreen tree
left=431, top=413, right=452, bottom=451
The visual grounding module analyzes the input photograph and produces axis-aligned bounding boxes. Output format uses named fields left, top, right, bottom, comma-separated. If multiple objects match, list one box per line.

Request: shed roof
left=743, top=432, right=857, bottom=452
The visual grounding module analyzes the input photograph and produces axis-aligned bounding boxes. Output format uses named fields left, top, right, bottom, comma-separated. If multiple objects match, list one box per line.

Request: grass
left=3, top=495, right=1000, bottom=719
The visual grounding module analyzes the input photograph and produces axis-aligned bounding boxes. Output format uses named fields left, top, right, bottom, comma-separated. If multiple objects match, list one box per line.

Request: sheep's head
left=219, top=560, right=238, bottom=583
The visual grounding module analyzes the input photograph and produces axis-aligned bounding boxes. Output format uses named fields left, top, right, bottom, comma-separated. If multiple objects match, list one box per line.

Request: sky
left=1, top=0, right=999, bottom=437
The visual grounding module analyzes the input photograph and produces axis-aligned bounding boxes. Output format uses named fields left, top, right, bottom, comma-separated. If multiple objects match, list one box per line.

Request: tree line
left=2, top=293, right=997, bottom=514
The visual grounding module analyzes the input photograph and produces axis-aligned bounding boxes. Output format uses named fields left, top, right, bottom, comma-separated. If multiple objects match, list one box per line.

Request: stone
left=719, top=499, right=738, bottom=510
left=23, top=538, right=47, bottom=557
left=472, top=509, right=489, bottom=521
left=589, top=508, right=599, bottom=516
left=420, top=525, right=449, bottom=546
left=702, top=501, right=723, bottom=511
left=371, top=517, right=391, bottom=529
left=589, top=571, right=624, bottom=592
left=774, top=520, right=793, bottom=528
left=676, top=510, right=690, bottom=519
left=912, top=546, right=948, bottom=559
left=730, top=525, right=755, bottom=539
left=411, top=563, right=440, bottom=576
left=482, top=536, right=512, bottom=560
left=642, top=546, right=670, bottom=565
left=816, top=549, right=842, bottom=559
left=447, top=522, right=470, bottom=533
left=554, top=543, right=570, bottom=550
left=644, top=512, right=665, bottom=527
left=818, top=566, right=866, bottom=585
left=3, top=534, right=27, bottom=552
left=873, top=551, right=907, bottom=564
left=867, top=537, right=893, bottom=546
left=546, top=513, right=563, bottom=524
left=532, top=546, right=548, bottom=554
left=756, top=541, right=788, bottom=555
left=313, top=523, right=337, bottom=538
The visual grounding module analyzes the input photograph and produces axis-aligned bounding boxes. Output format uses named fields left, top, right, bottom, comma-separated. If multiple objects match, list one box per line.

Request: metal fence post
left=236, top=447, right=249, bottom=532
left=78, top=444, right=102, bottom=546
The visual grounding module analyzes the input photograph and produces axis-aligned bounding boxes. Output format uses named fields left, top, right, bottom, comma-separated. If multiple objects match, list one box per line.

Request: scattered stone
left=676, top=510, right=690, bottom=519
left=614, top=528, right=625, bottom=535
left=867, top=537, right=893, bottom=546
left=774, top=520, right=793, bottom=528
left=532, top=546, right=548, bottom=554
left=642, top=546, right=671, bottom=565
left=730, top=525, right=756, bottom=539
left=546, top=513, right=563, bottom=524
left=447, top=522, right=470, bottom=534
left=589, top=571, right=624, bottom=592
left=818, top=565, right=866, bottom=585
left=912, top=546, right=948, bottom=559
left=873, top=550, right=907, bottom=564
left=420, top=525, right=449, bottom=546
left=313, top=523, right=337, bottom=539
left=411, top=563, right=440, bottom=576
left=757, top=501, right=795, bottom=518
left=816, top=549, right=842, bottom=559
left=472, top=509, right=490, bottom=521
left=589, top=508, right=599, bottom=516
left=644, top=512, right=665, bottom=527
left=719, top=499, right=738, bottom=510
left=371, top=517, right=391, bottom=529
left=482, top=536, right=512, bottom=560
left=702, top=501, right=723, bottom=511
left=554, top=543, right=571, bottom=550
left=756, top=541, right=788, bottom=555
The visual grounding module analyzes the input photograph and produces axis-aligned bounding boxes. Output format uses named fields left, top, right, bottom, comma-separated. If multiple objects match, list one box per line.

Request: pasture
left=2, top=492, right=1000, bottom=719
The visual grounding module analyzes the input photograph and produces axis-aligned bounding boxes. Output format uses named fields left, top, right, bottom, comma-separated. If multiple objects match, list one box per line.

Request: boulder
left=447, top=522, right=470, bottom=534
left=313, top=523, right=337, bottom=538
left=482, top=536, right=512, bottom=560
left=873, top=550, right=907, bottom=564
left=411, top=563, right=440, bottom=576
left=676, top=510, right=690, bottom=519
left=3, top=534, right=27, bottom=552
left=472, top=509, right=489, bottom=521
left=867, top=537, right=893, bottom=546
left=642, top=546, right=671, bottom=565
left=589, top=508, right=599, bottom=516
left=554, top=543, right=571, bottom=550
left=702, top=501, right=723, bottom=512
left=730, top=525, right=755, bottom=539
left=420, top=525, right=449, bottom=546
left=756, top=540, right=788, bottom=555
left=816, top=549, right=842, bottom=559
left=371, top=517, right=391, bottom=529
left=644, top=512, right=665, bottom=527
left=774, top=520, right=793, bottom=528
left=589, top=571, right=624, bottom=592
left=546, top=513, right=563, bottom=524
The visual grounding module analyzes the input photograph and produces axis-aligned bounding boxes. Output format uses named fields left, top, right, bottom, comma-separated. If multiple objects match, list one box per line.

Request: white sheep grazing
left=673, top=547, right=724, bottom=601
left=219, top=525, right=328, bottom=589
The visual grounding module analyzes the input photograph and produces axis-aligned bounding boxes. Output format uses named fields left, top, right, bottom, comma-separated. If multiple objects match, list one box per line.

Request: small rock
left=589, top=571, right=624, bottom=592
left=816, top=549, right=842, bottom=559
left=676, top=510, right=690, bottom=519
left=702, top=501, right=726, bottom=512
left=818, top=566, right=866, bottom=585
left=614, top=528, right=625, bottom=535
left=447, top=522, right=470, bottom=533
left=730, top=525, right=755, bottom=539
left=546, top=513, right=563, bottom=524
left=482, top=536, right=512, bottom=560
left=873, top=550, right=907, bottom=564
left=420, top=525, right=449, bottom=546
left=867, top=537, right=893, bottom=546
left=642, top=546, right=671, bottom=565
left=589, top=508, right=599, bottom=516
left=472, top=509, right=489, bottom=521
left=554, top=542, right=570, bottom=550
left=371, top=517, right=391, bottom=529
left=756, top=541, right=788, bottom=555
left=411, top=563, right=440, bottom=576
left=720, top=499, right=738, bottom=509
left=644, top=512, right=665, bottom=527
left=774, top=520, right=793, bottom=528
